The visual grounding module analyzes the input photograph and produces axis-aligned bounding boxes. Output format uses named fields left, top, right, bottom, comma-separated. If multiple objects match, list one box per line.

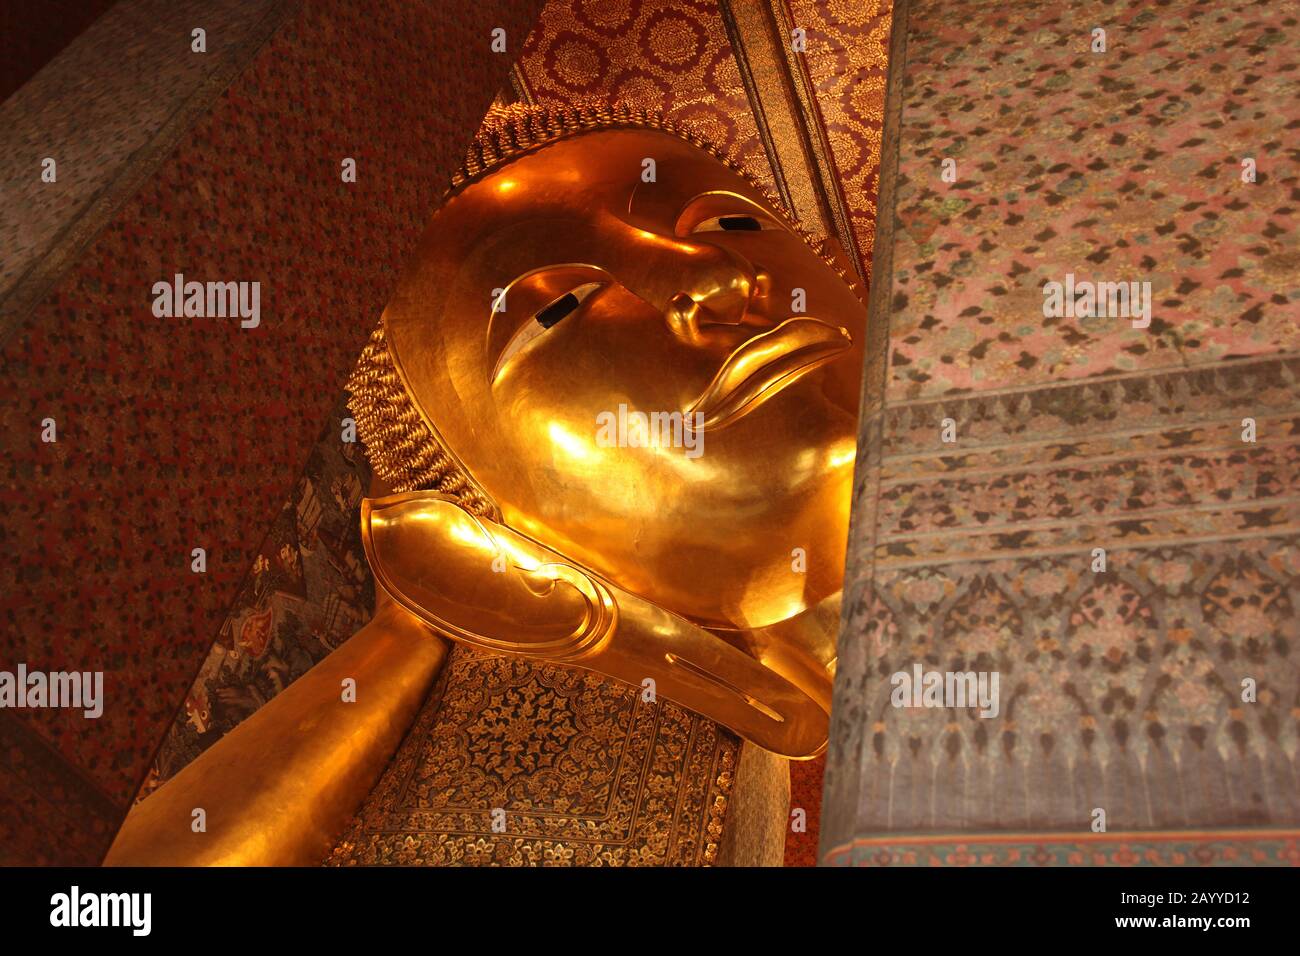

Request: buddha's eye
left=692, top=214, right=769, bottom=233
left=536, top=291, right=579, bottom=328
left=535, top=281, right=602, bottom=327
left=493, top=281, right=604, bottom=380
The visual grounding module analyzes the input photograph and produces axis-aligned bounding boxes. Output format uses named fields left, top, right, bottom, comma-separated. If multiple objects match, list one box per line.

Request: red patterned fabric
left=0, top=0, right=543, bottom=864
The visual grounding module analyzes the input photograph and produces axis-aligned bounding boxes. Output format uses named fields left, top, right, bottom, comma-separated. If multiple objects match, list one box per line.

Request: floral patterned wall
left=788, top=0, right=893, bottom=278
left=514, top=0, right=772, bottom=186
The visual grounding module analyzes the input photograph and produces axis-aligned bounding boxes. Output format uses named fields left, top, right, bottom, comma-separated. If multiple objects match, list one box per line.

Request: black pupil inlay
left=536, top=292, right=580, bottom=328
left=719, top=216, right=762, bottom=231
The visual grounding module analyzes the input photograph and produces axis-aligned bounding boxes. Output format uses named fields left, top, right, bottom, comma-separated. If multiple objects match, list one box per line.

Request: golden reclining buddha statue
left=107, top=104, right=868, bottom=866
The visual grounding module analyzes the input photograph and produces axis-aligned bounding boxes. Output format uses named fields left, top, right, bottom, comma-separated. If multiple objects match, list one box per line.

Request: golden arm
left=103, top=593, right=447, bottom=866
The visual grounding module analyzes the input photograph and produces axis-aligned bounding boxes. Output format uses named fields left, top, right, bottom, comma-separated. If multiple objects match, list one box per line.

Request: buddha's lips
left=685, top=317, right=851, bottom=431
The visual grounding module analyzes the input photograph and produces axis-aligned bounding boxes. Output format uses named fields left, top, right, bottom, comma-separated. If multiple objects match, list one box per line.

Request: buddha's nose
left=663, top=247, right=772, bottom=344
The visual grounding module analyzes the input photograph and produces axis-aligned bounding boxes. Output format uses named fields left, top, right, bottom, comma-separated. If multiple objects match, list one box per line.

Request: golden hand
left=363, top=490, right=830, bottom=757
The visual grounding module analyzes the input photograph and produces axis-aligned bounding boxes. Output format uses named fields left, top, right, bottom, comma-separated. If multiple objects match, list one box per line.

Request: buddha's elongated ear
left=361, top=491, right=830, bottom=758
left=361, top=491, right=615, bottom=660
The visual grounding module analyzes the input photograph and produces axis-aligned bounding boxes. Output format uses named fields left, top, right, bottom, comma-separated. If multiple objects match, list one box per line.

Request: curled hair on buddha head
left=345, top=102, right=856, bottom=519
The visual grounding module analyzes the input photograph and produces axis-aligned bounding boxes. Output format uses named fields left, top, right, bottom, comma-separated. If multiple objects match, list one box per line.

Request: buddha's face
left=384, top=127, right=867, bottom=630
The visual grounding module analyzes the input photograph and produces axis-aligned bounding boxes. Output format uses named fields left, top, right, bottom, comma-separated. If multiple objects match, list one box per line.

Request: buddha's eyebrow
left=627, top=181, right=640, bottom=216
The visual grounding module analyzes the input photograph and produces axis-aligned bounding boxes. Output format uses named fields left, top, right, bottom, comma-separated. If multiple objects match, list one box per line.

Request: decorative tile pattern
left=844, top=534, right=1299, bottom=832
left=875, top=358, right=1300, bottom=566
left=327, top=646, right=737, bottom=867
left=786, top=0, right=894, bottom=279
left=514, top=0, right=774, bottom=189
